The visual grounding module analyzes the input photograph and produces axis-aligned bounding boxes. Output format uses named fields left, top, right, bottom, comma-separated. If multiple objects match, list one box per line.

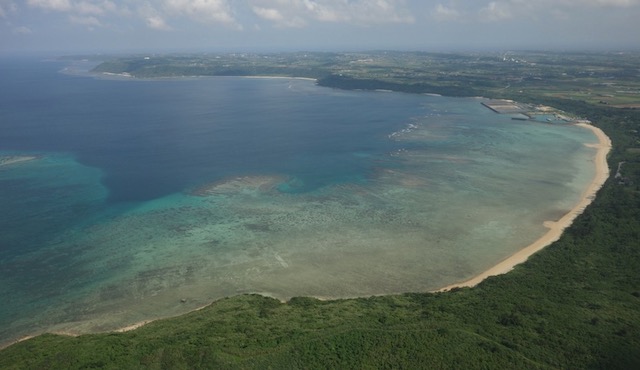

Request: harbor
left=482, top=99, right=585, bottom=124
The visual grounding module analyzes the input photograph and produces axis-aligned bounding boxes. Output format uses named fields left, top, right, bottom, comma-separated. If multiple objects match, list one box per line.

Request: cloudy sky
left=1, top=0, right=639, bottom=53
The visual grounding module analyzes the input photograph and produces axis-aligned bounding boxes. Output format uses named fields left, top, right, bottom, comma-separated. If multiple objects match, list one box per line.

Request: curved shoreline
left=3, top=124, right=612, bottom=349
left=437, top=123, right=611, bottom=292
left=242, top=75, right=317, bottom=82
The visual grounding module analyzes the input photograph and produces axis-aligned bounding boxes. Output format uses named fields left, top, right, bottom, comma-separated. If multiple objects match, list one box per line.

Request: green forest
left=1, top=51, right=639, bottom=369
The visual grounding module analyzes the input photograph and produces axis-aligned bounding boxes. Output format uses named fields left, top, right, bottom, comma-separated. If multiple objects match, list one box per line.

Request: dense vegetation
left=1, top=51, right=639, bottom=369
left=91, top=50, right=640, bottom=107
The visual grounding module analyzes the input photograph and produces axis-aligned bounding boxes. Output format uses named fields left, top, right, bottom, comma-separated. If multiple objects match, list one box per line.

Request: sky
left=1, top=0, right=639, bottom=53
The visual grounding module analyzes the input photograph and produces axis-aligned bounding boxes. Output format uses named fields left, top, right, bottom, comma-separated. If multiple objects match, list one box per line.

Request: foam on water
left=0, top=59, right=599, bottom=344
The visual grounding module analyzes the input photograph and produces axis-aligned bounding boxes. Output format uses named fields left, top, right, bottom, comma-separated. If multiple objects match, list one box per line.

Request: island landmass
left=1, top=51, right=639, bottom=369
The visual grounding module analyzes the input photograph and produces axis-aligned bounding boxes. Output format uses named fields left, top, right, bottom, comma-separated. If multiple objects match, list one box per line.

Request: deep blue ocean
left=1, top=59, right=418, bottom=202
left=0, top=58, right=599, bottom=344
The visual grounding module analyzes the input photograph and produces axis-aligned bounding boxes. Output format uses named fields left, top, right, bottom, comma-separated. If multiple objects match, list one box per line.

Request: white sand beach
left=437, top=123, right=612, bottom=291
left=242, top=76, right=317, bottom=81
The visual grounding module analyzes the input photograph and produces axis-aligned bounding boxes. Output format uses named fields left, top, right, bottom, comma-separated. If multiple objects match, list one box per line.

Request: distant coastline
left=93, top=72, right=319, bottom=83
left=242, top=75, right=317, bottom=82
left=437, top=123, right=611, bottom=291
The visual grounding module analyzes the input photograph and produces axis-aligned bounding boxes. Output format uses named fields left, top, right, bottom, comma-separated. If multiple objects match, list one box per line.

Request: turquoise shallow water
left=0, top=59, right=598, bottom=344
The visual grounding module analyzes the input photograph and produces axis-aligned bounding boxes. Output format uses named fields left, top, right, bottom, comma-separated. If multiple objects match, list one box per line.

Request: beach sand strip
left=437, top=123, right=611, bottom=291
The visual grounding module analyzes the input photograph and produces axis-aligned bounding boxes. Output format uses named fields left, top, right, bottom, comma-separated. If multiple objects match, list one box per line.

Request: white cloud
left=302, top=0, right=348, bottom=22
left=164, top=0, right=239, bottom=27
left=12, top=0, right=640, bottom=37
left=27, top=0, right=72, bottom=11
left=146, top=15, right=171, bottom=30
left=12, top=25, right=34, bottom=34
left=75, top=1, right=117, bottom=15
left=426, top=0, right=639, bottom=23
left=252, top=6, right=304, bottom=27
left=485, top=0, right=639, bottom=9
left=432, top=3, right=460, bottom=21
left=69, top=14, right=102, bottom=26
left=138, top=2, right=170, bottom=30
left=252, top=6, right=283, bottom=22
left=587, top=0, right=638, bottom=6
left=549, top=8, right=570, bottom=21
left=252, top=5, right=306, bottom=27
left=26, top=0, right=124, bottom=30
left=479, top=1, right=512, bottom=21
left=249, top=0, right=414, bottom=27
left=0, top=1, right=17, bottom=18
left=349, top=0, right=415, bottom=24
left=26, top=0, right=126, bottom=14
